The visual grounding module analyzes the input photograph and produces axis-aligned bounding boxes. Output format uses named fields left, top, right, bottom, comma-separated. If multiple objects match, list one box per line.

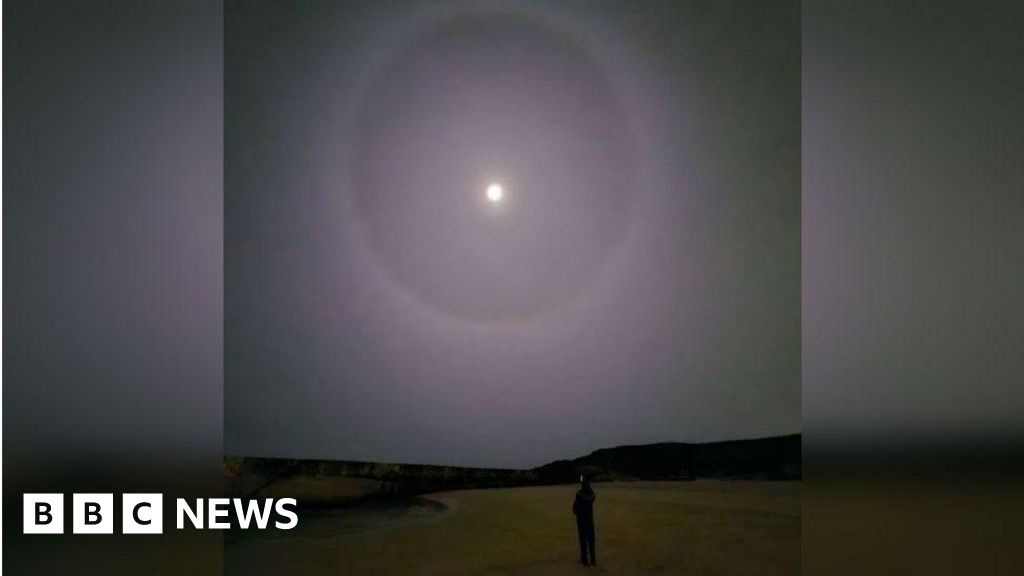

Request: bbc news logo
left=23, top=494, right=298, bottom=534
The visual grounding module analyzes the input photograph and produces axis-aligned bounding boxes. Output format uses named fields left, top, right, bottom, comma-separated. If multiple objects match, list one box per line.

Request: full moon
left=352, top=13, right=635, bottom=321
left=486, top=183, right=504, bottom=203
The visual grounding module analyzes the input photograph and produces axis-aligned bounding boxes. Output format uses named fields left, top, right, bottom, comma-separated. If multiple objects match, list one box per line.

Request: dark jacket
left=572, top=486, right=596, bottom=522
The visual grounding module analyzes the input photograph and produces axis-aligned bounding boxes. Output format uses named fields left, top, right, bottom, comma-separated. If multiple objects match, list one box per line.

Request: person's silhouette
left=572, top=476, right=597, bottom=566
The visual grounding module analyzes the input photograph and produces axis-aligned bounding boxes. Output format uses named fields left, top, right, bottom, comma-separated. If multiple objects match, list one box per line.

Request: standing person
left=572, top=475, right=597, bottom=566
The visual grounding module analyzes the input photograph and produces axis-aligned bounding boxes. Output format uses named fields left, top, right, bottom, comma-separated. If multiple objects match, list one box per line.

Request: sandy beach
left=226, top=480, right=800, bottom=575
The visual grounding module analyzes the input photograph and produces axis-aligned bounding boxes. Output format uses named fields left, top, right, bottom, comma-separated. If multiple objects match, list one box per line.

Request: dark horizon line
left=225, top=431, right=804, bottom=472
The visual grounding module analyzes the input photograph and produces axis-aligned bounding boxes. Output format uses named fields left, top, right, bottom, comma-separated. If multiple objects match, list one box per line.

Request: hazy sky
left=226, top=0, right=800, bottom=468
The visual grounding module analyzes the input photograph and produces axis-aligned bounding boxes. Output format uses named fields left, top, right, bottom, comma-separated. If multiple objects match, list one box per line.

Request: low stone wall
left=225, top=456, right=539, bottom=505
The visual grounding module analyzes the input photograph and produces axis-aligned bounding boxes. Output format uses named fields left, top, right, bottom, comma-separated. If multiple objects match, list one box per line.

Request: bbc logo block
left=73, top=493, right=114, bottom=534
left=122, top=493, right=163, bottom=534
left=24, top=493, right=164, bottom=534
left=23, top=494, right=64, bottom=534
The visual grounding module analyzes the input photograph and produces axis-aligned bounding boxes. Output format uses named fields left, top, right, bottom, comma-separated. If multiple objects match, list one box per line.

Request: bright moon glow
left=486, top=183, right=504, bottom=203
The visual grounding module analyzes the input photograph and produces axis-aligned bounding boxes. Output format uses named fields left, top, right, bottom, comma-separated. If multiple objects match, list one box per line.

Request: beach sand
left=226, top=480, right=800, bottom=575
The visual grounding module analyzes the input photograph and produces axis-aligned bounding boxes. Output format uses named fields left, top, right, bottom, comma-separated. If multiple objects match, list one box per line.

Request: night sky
left=226, top=0, right=800, bottom=468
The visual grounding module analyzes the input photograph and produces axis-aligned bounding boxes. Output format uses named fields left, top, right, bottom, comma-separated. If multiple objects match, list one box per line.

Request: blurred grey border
left=3, top=0, right=1023, bottom=574
left=804, top=1, right=1024, bottom=574
left=4, top=1, right=223, bottom=574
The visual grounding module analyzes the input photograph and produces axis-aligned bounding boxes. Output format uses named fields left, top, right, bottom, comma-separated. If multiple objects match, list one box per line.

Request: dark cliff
left=533, top=434, right=801, bottom=483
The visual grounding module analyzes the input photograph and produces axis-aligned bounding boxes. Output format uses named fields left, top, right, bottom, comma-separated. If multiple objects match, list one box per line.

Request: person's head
left=579, top=474, right=593, bottom=493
